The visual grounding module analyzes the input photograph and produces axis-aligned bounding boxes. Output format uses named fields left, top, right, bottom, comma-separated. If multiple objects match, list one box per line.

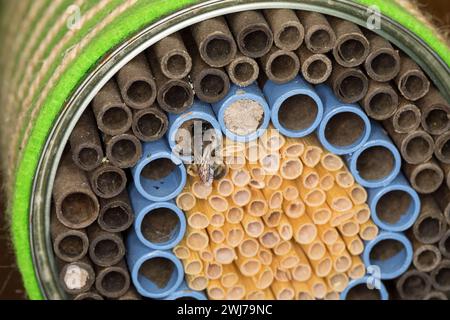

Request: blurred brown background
left=0, top=0, right=449, bottom=300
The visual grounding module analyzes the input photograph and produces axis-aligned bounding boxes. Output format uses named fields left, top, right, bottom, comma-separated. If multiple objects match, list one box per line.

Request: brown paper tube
left=70, top=109, right=104, bottom=171
left=326, top=271, right=349, bottom=293
left=359, top=220, right=379, bottom=241
left=92, top=80, right=133, bottom=136
left=293, top=282, right=314, bottom=300
left=259, top=227, right=281, bottom=249
left=417, top=87, right=450, bottom=136
left=431, top=260, right=450, bottom=291
left=391, top=99, right=422, bottom=133
left=442, top=162, right=450, bottom=189
left=412, top=195, right=447, bottom=244
left=88, top=224, right=125, bottom=267
left=190, top=43, right=230, bottom=103
left=131, top=106, right=168, bottom=142
left=277, top=215, right=293, bottom=241
left=423, top=291, right=448, bottom=300
left=383, top=118, right=434, bottom=164
left=98, top=191, right=134, bottom=233
left=211, top=242, right=236, bottom=265
left=227, top=11, right=273, bottom=58
left=396, top=269, right=432, bottom=300
left=361, top=80, right=399, bottom=120
left=151, top=32, right=192, bottom=79
left=348, top=255, right=365, bottom=280
left=207, top=280, right=226, bottom=300
left=105, top=131, right=142, bottom=169
left=73, top=289, right=104, bottom=300
left=404, top=159, right=444, bottom=194
left=263, top=209, right=283, bottom=228
left=59, top=257, right=95, bottom=295
left=95, top=260, right=130, bottom=298
left=186, top=227, right=209, bottom=251
left=435, top=132, right=450, bottom=164
left=205, top=262, right=223, bottom=280
left=271, top=281, right=295, bottom=300
left=439, top=230, right=450, bottom=259
left=296, top=45, right=332, bottom=84
left=191, top=16, right=237, bottom=67
left=220, top=264, right=239, bottom=288
left=329, top=17, right=370, bottom=67
left=231, top=186, right=251, bottom=207
left=89, top=163, right=127, bottom=199
left=264, top=9, right=304, bottom=51
left=226, top=206, right=244, bottom=224
left=53, top=154, right=99, bottom=229
left=52, top=217, right=89, bottom=263
left=395, top=56, right=430, bottom=101
left=434, top=185, right=450, bottom=225
left=364, top=32, right=400, bottom=81
left=116, top=54, right=157, bottom=109
left=413, top=244, right=442, bottom=272
left=328, top=63, right=368, bottom=103
left=238, top=235, right=260, bottom=258
left=148, top=53, right=194, bottom=114
left=354, top=204, right=371, bottom=224
left=118, top=288, right=142, bottom=300
left=227, top=52, right=259, bottom=87
left=297, top=11, right=336, bottom=53
left=182, top=250, right=203, bottom=275
left=260, top=46, right=300, bottom=84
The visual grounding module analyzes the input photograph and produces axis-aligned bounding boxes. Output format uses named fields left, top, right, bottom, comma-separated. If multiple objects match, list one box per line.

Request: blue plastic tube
left=368, top=172, right=420, bottom=232
left=346, top=120, right=401, bottom=188
left=164, top=282, right=207, bottom=300
left=315, top=84, right=371, bottom=155
left=132, top=139, right=187, bottom=202
left=263, top=75, right=324, bottom=138
left=363, top=231, right=413, bottom=280
left=126, top=229, right=184, bottom=299
left=212, top=83, right=270, bottom=142
left=167, top=100, right=222, bottom=162
left=129, top=185, right=186, bottom=250
left=340, top=276, right=389, bottom=300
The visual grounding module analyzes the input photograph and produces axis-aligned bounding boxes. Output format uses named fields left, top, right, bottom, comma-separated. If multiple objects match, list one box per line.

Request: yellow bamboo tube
left=190, top=175, right=213, bottom=199
left=186, top=227, right=209, bottom=251
left=290, top=213, right=317, bottom=244
left=283, top=197, right=306, bottom=219
left=345, top=184, right=368, bottom=205
left=226, top=283, right=246, bottom=300
left=258, top=247, right=273, bottom=266
left=245, top=139, right=260, bottom=163
left=225, top=151, right=246, bottom=170
left=329, top=209, right=354, bottom=227
left=272, top=263, right=291, bottom=282
left=205, top=261, right=223, bottom=280
left=252, top=265, right=274, bottom=290
left=333, top=170, right=355, bottom=189
left=265, top=173, right=283, bottom=190
left=207, top=279, right=226, bottom=300
left=246, top=289, right=266, bottom=300
left=271, top=281, right=295, bottom=300
left=208, top=190, right=229, bottom=213
left=306, top=203, right=332, bottom=225
left=176, top=188, right=197, bottom=211
left=222, top=138, right=245, bottom=156
left=317, top=223, right=339, bottom=245
left=342, top=234, right=364, bottom=255
left=249, top=178, right=265, bottom=189
left=262, top=188, right=283, bottom=210
left=238, top=235, right=260, bottom=258
left=211, top=242, right=236, bottom=264
left=242, top=276, right=266, bottom=300
left=301, top=146, right=323, bottom=168
left=199, top=245, right=214, bottom=263
left=260, top=126, right=286, bottom=152
left=226, top=205, right=244, bottom=224
left=326, top=271, right=349, bottom=293
left=299, top=186, right=326, bottom=207
left=236, top=254, right=262, bottom=277
left=301, top=238, right=326, bottom=261
left=207, top=224, right=225, bottom=244
left=262, top=209, right=283, bottom=228
left=293, top=282, right=314, bottom=300
left=242, top=214, right=264, bottom=238
left=182, top=250, right=203, bottom=275
left=326, top=184, right=353, bottom=212
left=354, top=204, right=371, bottom=224
left=316, top=164, right=335, bottom=191
left=277, top=215, right=293, bottom=241
left=310, top=251, right=333, bottom=278
left=231, top=167, right=251, bottom=187
left=307, top=273, right=328, bottom=299
left=263, top=289, right=275, bottom=300
left=231, top=186, right=252, bottom=207
left=273, top=240, right=292, bottom=256
left=220, top=264, right=240, bottom=288
left=300, top=166, right=320, bottom=189
left=281, top=180, right=299, bottom=201
left=321, top=152, right=344, bottom=172
left=338, top=219, right=360, bottom=237
left=359, top=220, right=379, bottom=241
left=348, top=255, right=365, bottom=280
left=331, top=249, right=352, bottom=273
left=247, top=162, right=266, bottom=182
left=186, top=273, right=209, bottom=291
left=326, top=232, right=346, bottom=255
left=185, top=203, right=210, bottom=229
left=173, top=240, right=190, bottom=260
left=246, top=189, right=269, bottom=217
left=280, top=247, right=301, bottom=269
left=224, top=222, right=245, bottom=248
left=280, top=157, right=303, bottom=180
left=281, top=137, right=305, bottom=158
left=259, top=227, right=281, bottom=249
left=214, top=174, right=234, bottom=197
left=259, top=151, right=281, bottom=174
left=324, top=291, right=340, bottom=300
left=291, top=244, right=313, bottom=282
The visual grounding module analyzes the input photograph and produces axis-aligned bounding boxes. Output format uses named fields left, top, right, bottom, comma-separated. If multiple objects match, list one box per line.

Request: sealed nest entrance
left=224, top=99, right=264, bottom=136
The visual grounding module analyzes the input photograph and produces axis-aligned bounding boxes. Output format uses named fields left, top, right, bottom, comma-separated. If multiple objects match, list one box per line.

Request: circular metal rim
left=30, top=0, right=450, bottom=300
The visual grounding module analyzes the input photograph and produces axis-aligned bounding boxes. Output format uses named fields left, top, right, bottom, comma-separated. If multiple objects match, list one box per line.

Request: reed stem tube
left=260, top=46, right=300, bottom=84
left=296, top=11, right=336, bottom=53
left=264, top=9, right=304, bottom=51
left=226, top=52, right=259, bottom=87
left=361, top=80, right=399, bottom=121
left=413, top=244, right=442, bottom=272
left=88, top=223, right=125, bottom=267
left=403, top=159, right=444, bottom=194
left=296, top=45, right=332, bottom=84
left=94, top=260, right=130, bottom=298
left=364, top=32, right=401, bottom=82
left=417, top=87, right=450, bottom=136
left=391, top=99, right=422, bottom=133
left=395, top=55, right=430, bottom=101
left=412, top=195, right=447, bottom=244
left=51, top=216, right=89, bottom=263
left=104, top=131, right=142, bottom=169
left=98, top=190, right=134, bottom=233
left=328, top=62, right=368, bottom=104
left=89, top=163, right=127, bottom=199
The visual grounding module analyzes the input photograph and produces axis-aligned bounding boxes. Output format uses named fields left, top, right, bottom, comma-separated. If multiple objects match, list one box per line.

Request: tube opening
left=140, top=158, right=182, bottom=198
left=137, top=113, right=164, bottom=138
left=434, top=266, right=450, bottom=289
left=415, top=168, right=443, bottom=193
left=376, top=190, right=413, bottom=225
left=94, top=239, right=119, bottom=262
left=200, top=74, right=226, bottom=98
left=101, top=271, right=127, bottom=294
left=397, top=109, right=419, bottom=131
left=425, top=109, right=449, bottom=133
left=404, top=75, right=425, bottom=97
left=338, top=39, right=365, bottom=63
left=296, top=224, right=316, bottom=244
left=79, top=147, right=100, bottom=168
left=306, top=59, right=327, bottom=80
left=325, top=112, right=365, bottom=147
left=309, top=29, right=332, bottom=51
left=368, top=92, right=396, bottom=118
left=224, top=99, right=264, bottom=136
left=102, top=206, right=129, bottom=230
left=279, top=26, right=301, bottom=47
left=234, top=62, right=256, bottom=83
left=243, top=30, right=269, bottom=55
left=138, top=257, right=177, bottom=292
left=127, top=81, right=153, bottom=105
left=405, top=136, right=432, bottom=163
left=61, top=193, right=97, bottom=225
left=164, top=85, right=190, bottom=111
left=371, top=53, right=396, bottom=77
left=402, top=273, right=428, bottom=298
left=167, top=54, right=188, bottom=77
left=98, top=171, right=124, bottom=196
left=346, top=284, right=381, bottom=300
left=356, top=146, right=394, bottom=181
left=206, top=38, right=232, bottom=64
left=369, top=239, right=407, bottom=275
left=338, top=75, right=364, bottom=100
left=278, top=95, right=318, bottom=131
left=418, top=217, right=443, bottom=243
left=111, top=139, right=137, bottom=165
left=416, top=248, right=439, bottom=271
left=270, top=54, right=297, bottom=80
left=58, top=235, right=84, bottom=259
left=102, top=107, right=129, bottom=131
left=141, top=208, right=180, bottom=244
